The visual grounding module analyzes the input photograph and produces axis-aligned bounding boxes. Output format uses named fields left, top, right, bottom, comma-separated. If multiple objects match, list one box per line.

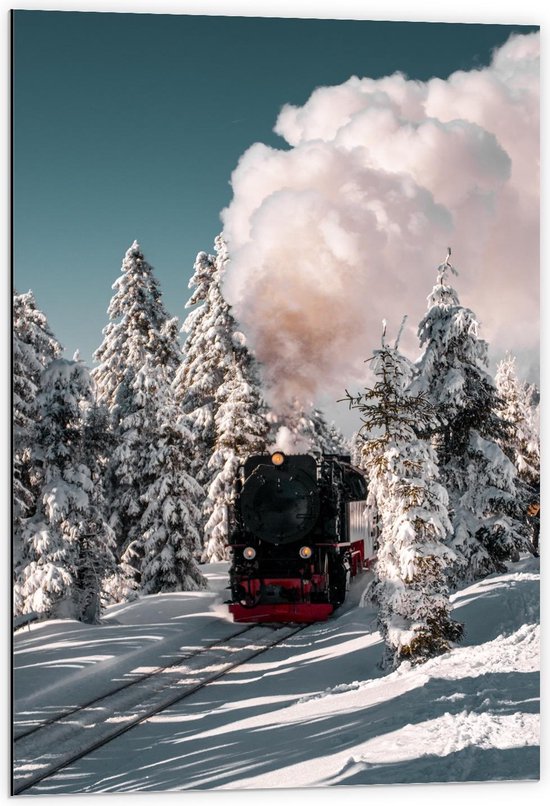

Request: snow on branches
left=92, top=241, right=180, bottom=417
left=174, top=235, right=270, bottom=562
left=15, top=359, right=116, bottom=621
left=91, top=242, right=201, bottom=598
left=346, top=330, right=462, bottom=667
left=413, top=256, right=531, bottom=584
left=203, top=355, right=269, bottom=562
left=173, top=248, right=224, bottom=484
left=200, top=237, right=270, bottom=561
left=138, top=370, right=206, bottom=594
left=13, top=291, right=62, bottom=561
left=495, top=353, right=540, bottom=489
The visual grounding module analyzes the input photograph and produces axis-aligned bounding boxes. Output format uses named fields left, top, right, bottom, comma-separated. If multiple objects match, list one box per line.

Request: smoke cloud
left=222, top=32, right=539, bottom=412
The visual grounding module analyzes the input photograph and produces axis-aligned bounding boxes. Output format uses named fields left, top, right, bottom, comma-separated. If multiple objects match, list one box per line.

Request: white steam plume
left=222, top=32, right=539, bottom=411
left=270, top=426, right=312, bottom=456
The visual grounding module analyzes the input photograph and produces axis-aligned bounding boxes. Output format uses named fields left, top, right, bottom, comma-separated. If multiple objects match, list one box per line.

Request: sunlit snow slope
left=13, top=557, right=539, bottom=792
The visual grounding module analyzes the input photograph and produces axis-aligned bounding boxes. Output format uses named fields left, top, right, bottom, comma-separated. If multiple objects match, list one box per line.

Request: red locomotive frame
left=228, top=537, right=373, bottom=624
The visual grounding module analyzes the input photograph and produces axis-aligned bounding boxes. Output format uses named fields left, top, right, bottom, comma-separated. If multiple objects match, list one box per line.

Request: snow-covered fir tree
left=134, top=361, right=206, bottom=593
left=173, top=239, right=233, bottom=486
left=13, top=291, right=62, bottom=580
left=92, top=242, right=182, bottom=589
left=310, top=408, right=349, bottom=454
left=15, top=359, right=116, bottom=621
left=495, top=353, right=540, bottom=489
left=175, top=235, right=270, bottom=561
left=413, top=252, right=530, bottom=584
left=203, top=351, right=269, bottom=562
left=346, top=328, right=462, bottom=667
left=495, top=353, right=540, bottom=555
left=92, top=241, right=180, bottom=414
left=77, top=395, right=118, bottom=619
left=106, top=360, right=166, bottom=599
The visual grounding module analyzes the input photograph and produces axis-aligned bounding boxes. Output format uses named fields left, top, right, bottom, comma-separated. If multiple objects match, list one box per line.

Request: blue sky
left=13, top=11, right=537, bottom=370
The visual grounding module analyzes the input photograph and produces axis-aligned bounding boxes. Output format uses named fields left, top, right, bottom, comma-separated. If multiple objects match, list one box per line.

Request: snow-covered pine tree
left=76, top=393, right=118, bottom=620
left=173, top=240, right=232, bottom=486
left=495, top=353, right=540, bottom=555
left=495, top=353, right=540, bottom=489
left=173, top=242, right=230, bottom=560
left=310, top=408, right=349, bottom=454
left=175, top=235, right=270, bottom=561
left=413, top=252, right=530, bottom=584
left=203, top=339, right=270, bottom=562
left=92, top=242, right=182, bottom=585
left=345, top=327, right=462, bottom=668
left=13, top=291, right=62, bottom=586
left=136, top=360, right=206, bottom=593
left=92, top=241, right=180, bottom=414
left=105, top=360, right=163, bottom=599
left=15, top=359, right=116, bottom=621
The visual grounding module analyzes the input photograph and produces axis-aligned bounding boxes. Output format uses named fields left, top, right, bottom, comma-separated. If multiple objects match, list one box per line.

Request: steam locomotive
left=227, top=451, right=375, bottom=624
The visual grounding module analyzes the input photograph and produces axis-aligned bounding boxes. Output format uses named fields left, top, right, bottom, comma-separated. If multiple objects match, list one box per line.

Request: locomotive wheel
left=328, top=558, right=347, bottom=606
left=329, top=579, right=346, bottom=606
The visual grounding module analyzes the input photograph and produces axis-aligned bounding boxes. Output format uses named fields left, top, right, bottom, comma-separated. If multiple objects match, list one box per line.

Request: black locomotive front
left=227, top=451, right=368, bottom=623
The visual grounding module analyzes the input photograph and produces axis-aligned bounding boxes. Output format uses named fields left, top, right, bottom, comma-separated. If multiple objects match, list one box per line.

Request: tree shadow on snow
left=13, top=612, right=251, bottom=730
left=321, top=744, right=540, bottom=786
left=43, top=667, right=539, bottom=794
left=452, top=573, right=539, bottom=646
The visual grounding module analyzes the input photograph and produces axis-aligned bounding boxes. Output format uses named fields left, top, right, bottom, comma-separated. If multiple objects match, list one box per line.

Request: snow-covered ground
left=13, top=557, right=540, bottom=795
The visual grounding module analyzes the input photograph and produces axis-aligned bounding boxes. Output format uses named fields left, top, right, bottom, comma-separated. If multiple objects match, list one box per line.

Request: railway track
left=13, top=622, right=306, bottom=795
left=13, top=623, right=256, bottom=742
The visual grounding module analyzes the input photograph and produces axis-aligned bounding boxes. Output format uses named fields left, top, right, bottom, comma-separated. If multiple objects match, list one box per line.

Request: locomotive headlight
left=271, top=451, right=286, bottom=466
left=299, top=546, right=313, bottom=559
left=243, top=546, right=257, bottom=560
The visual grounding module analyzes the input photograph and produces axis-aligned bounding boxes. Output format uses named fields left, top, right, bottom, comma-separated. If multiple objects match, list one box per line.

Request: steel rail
left=13, top=623, right=257, bottom=743
left=13, top=623, right=307, bottom=795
